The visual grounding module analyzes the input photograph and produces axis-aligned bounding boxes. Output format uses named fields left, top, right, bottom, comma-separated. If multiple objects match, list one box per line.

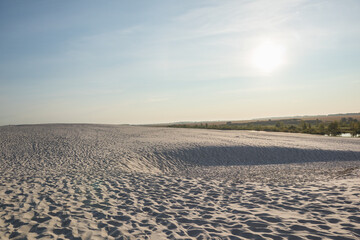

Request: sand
left=0, top=124, right=359, bottom=239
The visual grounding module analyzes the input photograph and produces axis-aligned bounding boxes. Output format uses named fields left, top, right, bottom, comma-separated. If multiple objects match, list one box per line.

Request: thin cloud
left=169, top=0, right=309, bottom=41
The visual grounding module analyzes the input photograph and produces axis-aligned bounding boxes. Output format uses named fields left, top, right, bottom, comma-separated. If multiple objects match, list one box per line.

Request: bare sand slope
left=0, top=124, right=359, bottom=239
left=1, top=124, right=359, bottom=176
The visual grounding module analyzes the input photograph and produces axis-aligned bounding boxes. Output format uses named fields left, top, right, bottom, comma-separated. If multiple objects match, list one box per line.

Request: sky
left=1, top=0, right=359, bottom=125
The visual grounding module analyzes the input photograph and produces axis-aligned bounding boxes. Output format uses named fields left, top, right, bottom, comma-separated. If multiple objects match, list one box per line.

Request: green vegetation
left=169, top=117, right=360, bottom=137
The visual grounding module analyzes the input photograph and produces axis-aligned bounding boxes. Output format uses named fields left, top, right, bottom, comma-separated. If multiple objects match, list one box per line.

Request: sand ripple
left=1, top=173, right=359, bottom=239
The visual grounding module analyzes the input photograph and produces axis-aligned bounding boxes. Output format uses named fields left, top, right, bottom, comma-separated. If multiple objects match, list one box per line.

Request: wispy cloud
left=168, top=0, right=309, bottom=41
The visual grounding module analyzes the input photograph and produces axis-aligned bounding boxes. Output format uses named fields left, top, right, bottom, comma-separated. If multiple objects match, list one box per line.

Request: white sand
left=0, top=124, right=359, bottom=239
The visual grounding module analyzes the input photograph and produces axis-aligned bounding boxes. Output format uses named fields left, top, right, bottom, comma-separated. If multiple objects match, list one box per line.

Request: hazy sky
left=1, top=0, right=359, bottom=125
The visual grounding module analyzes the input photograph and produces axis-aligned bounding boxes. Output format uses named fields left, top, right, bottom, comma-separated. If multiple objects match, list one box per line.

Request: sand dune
left=0, top=124, right=359, bottom=239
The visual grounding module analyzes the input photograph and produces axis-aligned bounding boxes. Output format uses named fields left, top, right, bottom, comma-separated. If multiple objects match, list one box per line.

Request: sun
left=251, top=41, right=286, bottom=73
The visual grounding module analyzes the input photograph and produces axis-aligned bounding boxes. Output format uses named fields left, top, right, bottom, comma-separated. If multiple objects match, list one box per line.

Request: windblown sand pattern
left=1, top=124, right=359, bottom=239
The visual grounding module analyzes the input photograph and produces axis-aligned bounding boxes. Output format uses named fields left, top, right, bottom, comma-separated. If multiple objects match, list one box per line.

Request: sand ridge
left=1, top=124, right=359, bottom=175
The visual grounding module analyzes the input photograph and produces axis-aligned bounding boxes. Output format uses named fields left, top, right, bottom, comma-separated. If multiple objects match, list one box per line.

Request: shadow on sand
left=160, top=145, right=360, bottom=166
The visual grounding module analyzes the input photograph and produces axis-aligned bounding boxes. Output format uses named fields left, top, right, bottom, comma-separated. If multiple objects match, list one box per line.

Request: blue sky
left=1, top=0, right=359, bottom=125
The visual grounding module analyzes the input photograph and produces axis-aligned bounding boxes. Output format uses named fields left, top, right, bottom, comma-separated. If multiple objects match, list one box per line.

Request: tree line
left=169, top=117, right=360, bottom=137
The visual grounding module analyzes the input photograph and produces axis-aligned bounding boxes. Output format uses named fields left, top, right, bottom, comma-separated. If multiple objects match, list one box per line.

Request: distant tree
left=327, top=121, right=341, bottom=136
left=288, top=125, right=296, bottom=132
left=340, top=118, right=347, bottom=127
left=318, top=123, right=325, bottom=134
left=275, top=122, right=282, bottom=128
left=350, top=122, right=360, bottom=137
left=300, top=120, right=307, bottom=131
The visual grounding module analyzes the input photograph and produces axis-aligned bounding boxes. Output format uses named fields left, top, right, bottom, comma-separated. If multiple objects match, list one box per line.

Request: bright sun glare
left=252, top=41, right=286, bottom=73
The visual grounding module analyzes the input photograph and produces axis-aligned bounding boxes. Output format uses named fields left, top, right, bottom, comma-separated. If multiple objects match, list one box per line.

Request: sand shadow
left=160, top=145, right=360, bottom=166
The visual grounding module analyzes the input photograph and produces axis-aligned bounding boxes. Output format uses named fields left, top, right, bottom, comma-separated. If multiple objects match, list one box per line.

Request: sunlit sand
left=0, top=124, right=359, bottom=239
